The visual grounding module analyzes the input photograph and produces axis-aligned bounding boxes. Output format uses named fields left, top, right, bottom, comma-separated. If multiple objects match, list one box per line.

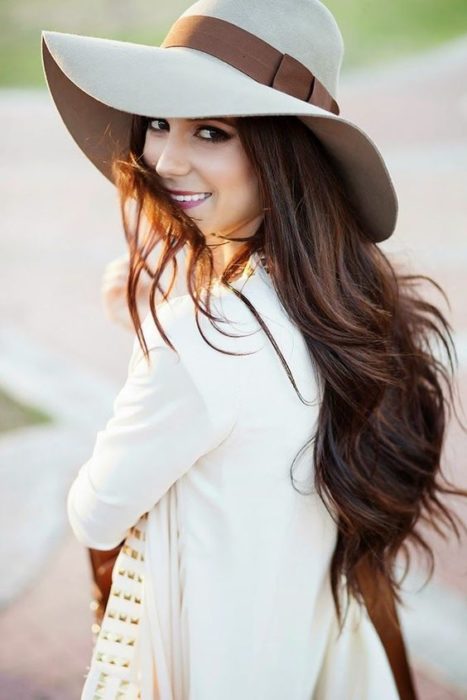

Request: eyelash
left=147, top=118, right=231, bottom=143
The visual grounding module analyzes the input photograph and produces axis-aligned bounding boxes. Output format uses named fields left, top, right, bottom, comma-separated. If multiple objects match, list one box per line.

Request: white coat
left=67, top=251, right=400, bottom=699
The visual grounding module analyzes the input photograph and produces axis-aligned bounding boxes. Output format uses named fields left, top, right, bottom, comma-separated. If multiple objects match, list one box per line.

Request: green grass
left=1, top=0, right=466, bottom=87
left=326, top=0, right=467, bottom=67
left=0, top=386, right=52, bottom=433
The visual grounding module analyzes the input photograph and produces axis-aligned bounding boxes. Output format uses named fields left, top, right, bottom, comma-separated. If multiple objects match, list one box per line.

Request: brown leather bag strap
left=355, top=557, right=418, bottom=700
left=87, top=545, right=123, bottom=627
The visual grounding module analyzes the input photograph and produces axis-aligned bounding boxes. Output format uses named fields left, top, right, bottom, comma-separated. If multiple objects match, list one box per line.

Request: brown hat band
left=161, top=15, right=340, bottom=115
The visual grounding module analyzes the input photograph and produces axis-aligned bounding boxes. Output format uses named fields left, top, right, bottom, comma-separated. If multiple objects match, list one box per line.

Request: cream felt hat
left=41, top=0, right=398, bottom=242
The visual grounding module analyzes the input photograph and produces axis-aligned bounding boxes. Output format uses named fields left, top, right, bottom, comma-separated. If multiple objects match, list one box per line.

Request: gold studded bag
left=81, top=512, right=152, bottom=699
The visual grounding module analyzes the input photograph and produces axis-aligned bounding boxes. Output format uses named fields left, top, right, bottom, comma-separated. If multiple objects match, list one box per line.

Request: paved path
left=0, top=34, right=466, bottom=699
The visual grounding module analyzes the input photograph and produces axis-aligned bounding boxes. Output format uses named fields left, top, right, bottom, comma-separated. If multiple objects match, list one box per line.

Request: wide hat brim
left=41, top=30, right=398, bottom=243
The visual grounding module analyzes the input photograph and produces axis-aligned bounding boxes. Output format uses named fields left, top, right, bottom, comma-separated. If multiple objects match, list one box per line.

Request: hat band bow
left=161, top=15, right=340, bottom=115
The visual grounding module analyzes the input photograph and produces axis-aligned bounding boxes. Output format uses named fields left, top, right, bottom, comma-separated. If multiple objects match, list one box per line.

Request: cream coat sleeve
left=67, top=304, right=240, bottom=551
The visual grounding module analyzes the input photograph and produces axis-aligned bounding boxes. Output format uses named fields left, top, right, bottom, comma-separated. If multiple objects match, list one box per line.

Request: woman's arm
left=67, top=310, right=240, bottom=550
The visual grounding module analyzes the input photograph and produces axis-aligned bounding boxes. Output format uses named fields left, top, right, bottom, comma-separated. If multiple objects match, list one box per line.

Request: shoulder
left=128, top=289, right=262, bottom=426
left=134, top=288, right=263, bottom=365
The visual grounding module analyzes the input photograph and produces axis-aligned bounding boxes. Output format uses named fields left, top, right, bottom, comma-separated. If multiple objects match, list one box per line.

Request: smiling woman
left=41, top=1, right=467, bottom=699
left=138, top=115, right=264, bottom=281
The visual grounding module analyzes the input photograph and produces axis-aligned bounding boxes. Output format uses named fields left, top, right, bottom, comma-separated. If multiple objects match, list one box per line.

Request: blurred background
left=2, top=0, right=467, bottom=85
left=0, top=1, right=466, bottom=698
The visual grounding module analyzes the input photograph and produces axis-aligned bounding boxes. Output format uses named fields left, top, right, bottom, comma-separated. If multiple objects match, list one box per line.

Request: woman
left=41, top=1, right=466, bottom=698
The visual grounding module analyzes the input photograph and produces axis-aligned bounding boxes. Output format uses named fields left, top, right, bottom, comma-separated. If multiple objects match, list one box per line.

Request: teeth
left=170, top=193, right=211, bottom=202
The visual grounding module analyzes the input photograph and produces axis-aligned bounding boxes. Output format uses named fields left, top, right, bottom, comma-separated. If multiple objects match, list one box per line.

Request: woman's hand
left=101, top=253, right=151, bottom=332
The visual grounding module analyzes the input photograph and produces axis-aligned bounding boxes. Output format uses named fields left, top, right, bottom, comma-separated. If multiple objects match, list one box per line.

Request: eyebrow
left=186, top=117, right=237, bottom=126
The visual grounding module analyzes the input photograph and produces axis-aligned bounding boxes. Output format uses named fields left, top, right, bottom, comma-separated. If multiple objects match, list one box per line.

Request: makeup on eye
left=147, top=118, right=232, bottom=142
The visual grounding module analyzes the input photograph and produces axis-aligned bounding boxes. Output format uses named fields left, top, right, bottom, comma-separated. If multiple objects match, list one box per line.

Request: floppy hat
left=41, top=0, right=398, bottom=243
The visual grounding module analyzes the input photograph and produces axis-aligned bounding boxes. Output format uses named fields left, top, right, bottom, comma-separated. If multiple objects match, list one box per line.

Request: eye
left=147, top=118, right=231, bottom=143
left=196, top=126, right=230, bottom=142
left=147, top=118, right=168, bottom=132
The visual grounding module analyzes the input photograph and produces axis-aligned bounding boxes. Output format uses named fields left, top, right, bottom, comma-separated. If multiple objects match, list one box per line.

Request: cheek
left=212, top=150, right=260, bottom=205
left=230, top=160, right=261, bottom=213
left=142, top=134, right=158, bottom=167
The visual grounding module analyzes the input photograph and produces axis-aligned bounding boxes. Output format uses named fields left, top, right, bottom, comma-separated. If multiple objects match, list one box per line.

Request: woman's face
left=142, top=117, right=263, bottom=242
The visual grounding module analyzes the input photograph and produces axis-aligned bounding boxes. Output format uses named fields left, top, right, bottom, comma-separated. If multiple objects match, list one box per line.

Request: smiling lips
left=169, top=192, right=212, bottom=209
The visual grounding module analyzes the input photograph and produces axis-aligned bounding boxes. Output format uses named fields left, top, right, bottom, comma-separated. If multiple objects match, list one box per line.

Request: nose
left=154, top=133, right=191, bottom=179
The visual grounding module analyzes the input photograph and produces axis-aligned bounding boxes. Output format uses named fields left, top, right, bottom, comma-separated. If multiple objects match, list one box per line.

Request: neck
left=205, top=212, right=264, bottom=282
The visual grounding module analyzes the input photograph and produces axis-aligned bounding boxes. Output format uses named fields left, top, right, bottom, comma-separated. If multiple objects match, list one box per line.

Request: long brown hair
left=112, top=114, right=467, bottom=630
